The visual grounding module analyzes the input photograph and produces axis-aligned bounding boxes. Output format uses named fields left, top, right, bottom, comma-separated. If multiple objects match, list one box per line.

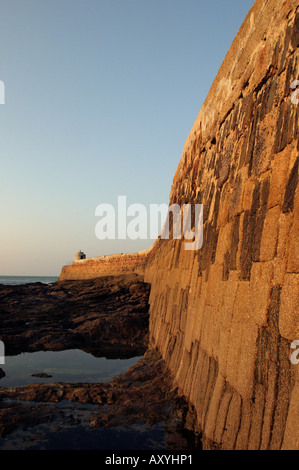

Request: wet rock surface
left=0, top=351, right=199, bottom=450
left=0, top=275, right=198, bottom=450
left=0, top=274, right=150, bottom=358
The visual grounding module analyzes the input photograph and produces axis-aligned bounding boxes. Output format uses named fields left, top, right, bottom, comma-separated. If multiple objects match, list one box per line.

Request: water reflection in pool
left=0, top=349, right=142, bottom=387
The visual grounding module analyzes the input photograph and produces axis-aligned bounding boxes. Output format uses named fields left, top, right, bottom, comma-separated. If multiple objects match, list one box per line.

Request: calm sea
left=0, top=276, right=59, bottom=286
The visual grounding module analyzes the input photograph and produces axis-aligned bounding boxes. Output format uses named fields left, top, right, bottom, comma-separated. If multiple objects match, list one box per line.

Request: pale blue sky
left=0, top=0, right=254, bottom=276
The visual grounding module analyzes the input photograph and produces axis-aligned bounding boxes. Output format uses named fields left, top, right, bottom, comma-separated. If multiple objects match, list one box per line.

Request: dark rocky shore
left=0, top=275, right=199, bottom=450
left=0, top=274, right=150, bottom=358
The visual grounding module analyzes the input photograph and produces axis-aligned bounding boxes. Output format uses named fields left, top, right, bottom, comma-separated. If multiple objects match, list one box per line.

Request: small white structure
left=0, top=340, right=4, bottom=364
left=74, top=250, right=86, bottom=262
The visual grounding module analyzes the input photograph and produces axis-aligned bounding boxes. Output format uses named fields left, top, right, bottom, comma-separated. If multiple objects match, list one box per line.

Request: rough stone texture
left=142, top=0, right=299, bottom=450
left=0, top=274, right=150, bottom=358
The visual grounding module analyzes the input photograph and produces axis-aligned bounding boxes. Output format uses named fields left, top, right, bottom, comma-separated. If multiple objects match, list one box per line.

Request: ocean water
left=0, top=275, right=59, bottom=286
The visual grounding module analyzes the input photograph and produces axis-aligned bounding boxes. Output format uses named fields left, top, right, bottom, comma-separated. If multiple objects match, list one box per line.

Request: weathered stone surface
left=0, top=274, right=150, bottom=357
left=282, top=372, right=299, bottom=450
left=279, top=273, right=299, bottom=340
left=259, top=205, right=280, bottom=261
left=142, top=0, right=299, bottom=450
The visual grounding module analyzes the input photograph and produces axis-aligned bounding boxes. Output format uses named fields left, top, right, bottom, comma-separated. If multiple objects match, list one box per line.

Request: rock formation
left=57, top=0, right=299, bottom=450
left=0, top=275, right=150, bottom=358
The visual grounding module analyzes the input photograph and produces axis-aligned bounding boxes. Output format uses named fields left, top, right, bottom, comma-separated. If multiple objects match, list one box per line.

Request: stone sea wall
left=59, top=252, right=147, bottom=281
left=144, top=0, right=299, bottom=450
left=58, top=244, right=160, bottom=281
left=58, top=0, right=299, bottom=450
